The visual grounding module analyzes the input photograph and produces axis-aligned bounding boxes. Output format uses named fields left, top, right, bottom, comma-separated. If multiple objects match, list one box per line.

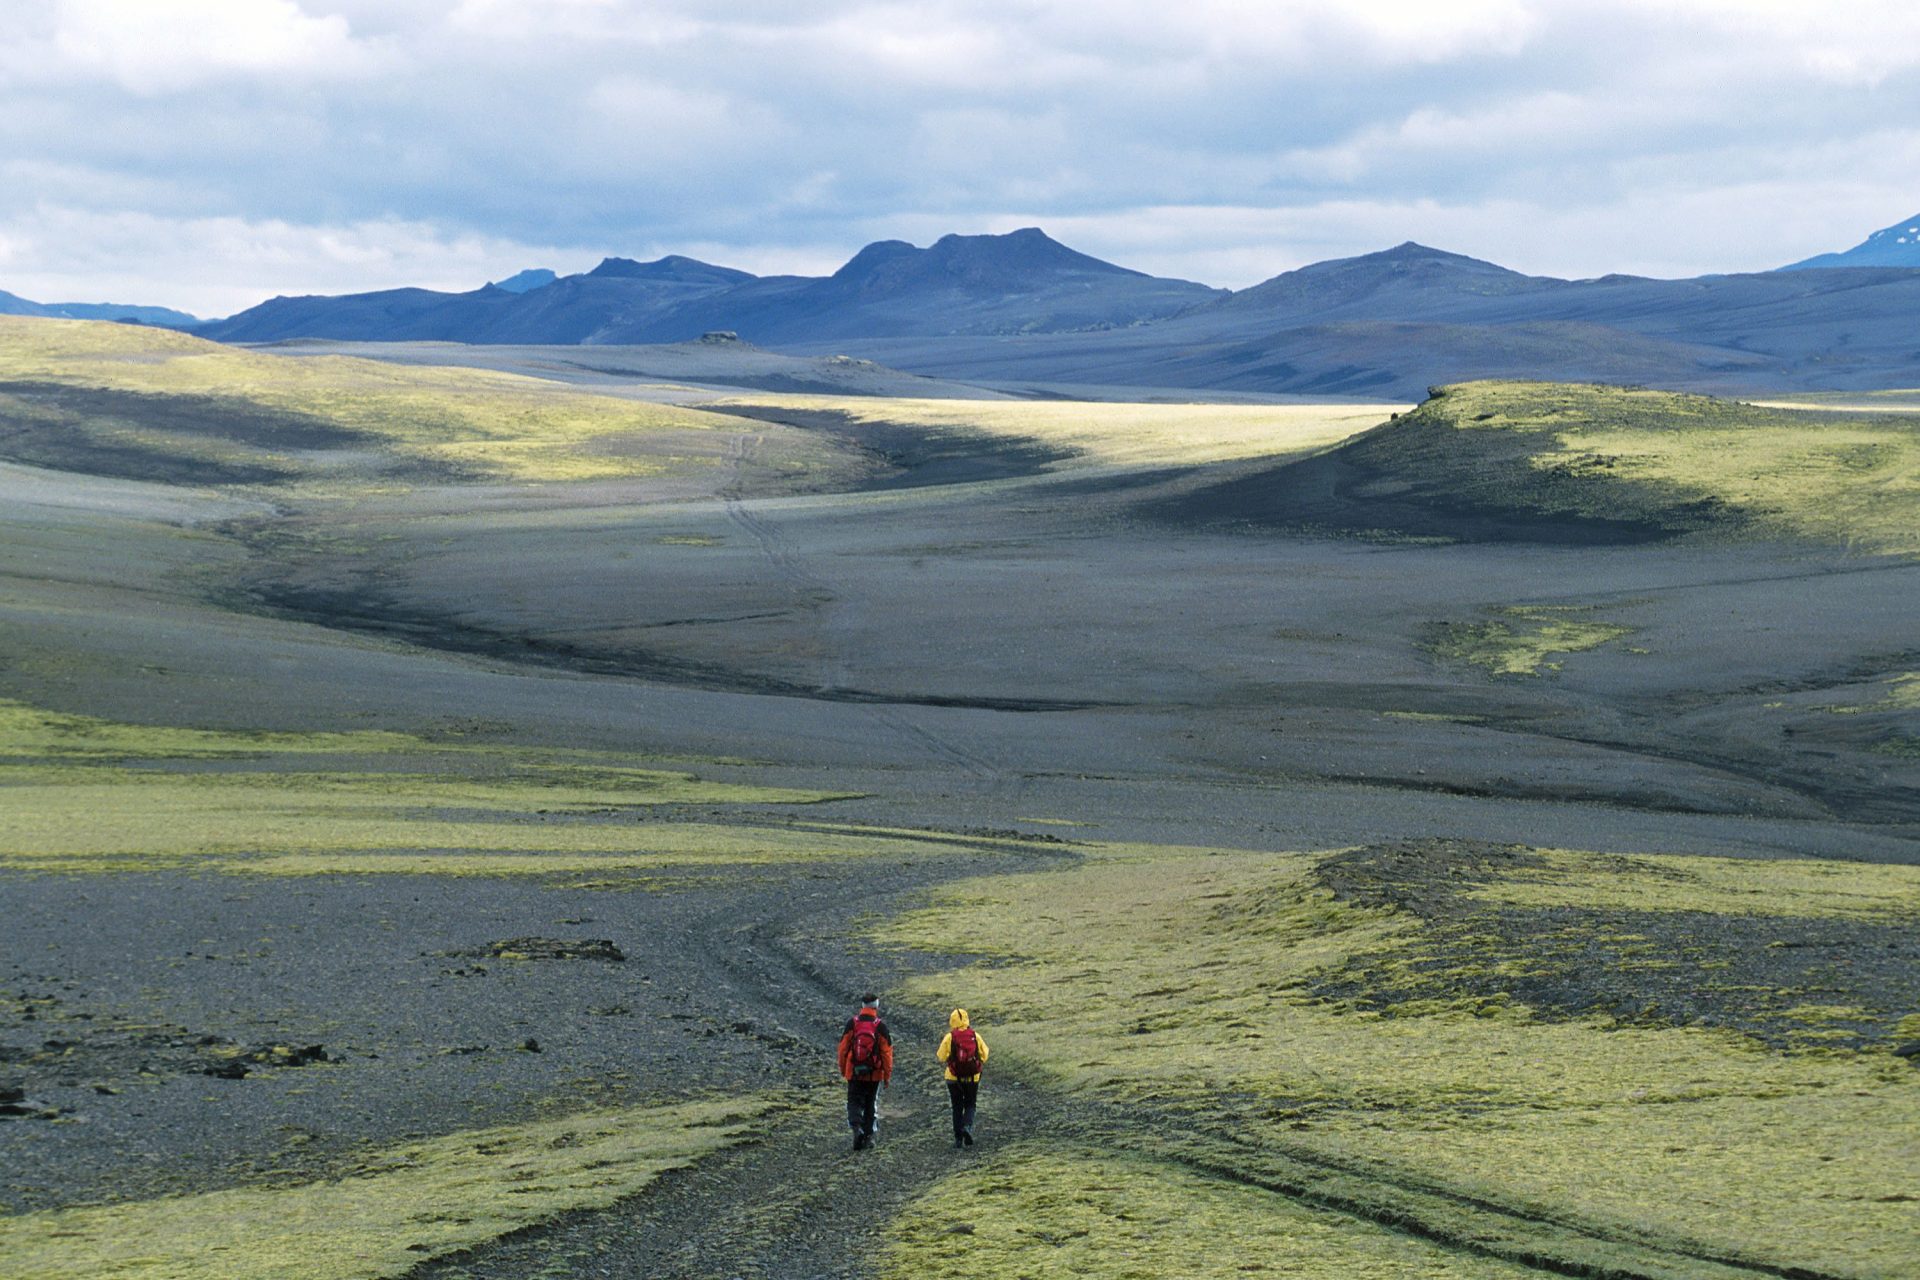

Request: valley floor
left=0, top=321, right=1915, bottom=1278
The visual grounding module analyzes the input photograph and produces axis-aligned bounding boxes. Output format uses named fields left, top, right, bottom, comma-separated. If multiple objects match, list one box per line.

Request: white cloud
left=0, top=206, right=591, bottom=316
left=2, top=0, right=1918, bottom=309
left=50, top=0, right=388, bottom=94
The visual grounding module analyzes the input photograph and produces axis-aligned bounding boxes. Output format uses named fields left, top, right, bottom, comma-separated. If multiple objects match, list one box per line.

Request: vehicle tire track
left=721, top=430, right=1012, bottom=801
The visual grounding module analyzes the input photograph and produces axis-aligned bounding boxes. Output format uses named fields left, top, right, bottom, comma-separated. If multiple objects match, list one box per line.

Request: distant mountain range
left=191, top=229, right=1223, bottom=346
left=0, top=288, right=198, bottom=328
left=8, top=216, right=1920, bottom=396
left=801, top=239, right=1920, bottom=397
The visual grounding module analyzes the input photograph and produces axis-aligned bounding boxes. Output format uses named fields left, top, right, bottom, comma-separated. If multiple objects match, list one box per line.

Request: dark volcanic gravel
left=0, top=840, right=1067, bottom=1217
left=1309, top=839, right=1920, bottom=1050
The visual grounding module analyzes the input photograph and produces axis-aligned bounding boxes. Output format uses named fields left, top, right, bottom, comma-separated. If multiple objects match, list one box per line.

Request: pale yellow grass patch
left=0, top=316, right=739, bottom=483
left=706, top=392, right=1405, bottom=468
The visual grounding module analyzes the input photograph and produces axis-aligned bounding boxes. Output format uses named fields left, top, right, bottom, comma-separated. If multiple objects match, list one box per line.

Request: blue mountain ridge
left=16, top=217, right=1920, bottom=397
left=1784, top=212, right=1920, bottom=270
left=0, top=288, right=198, bottom=327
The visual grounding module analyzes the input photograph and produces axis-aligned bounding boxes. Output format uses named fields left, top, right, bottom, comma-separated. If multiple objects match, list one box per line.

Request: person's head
left=861, top=992, right=878, bottom=1010
left=949, top=1008, right=969, bottom=1029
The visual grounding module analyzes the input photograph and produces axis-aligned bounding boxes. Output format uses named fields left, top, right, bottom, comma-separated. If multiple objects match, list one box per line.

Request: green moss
left=1832, top=673, right=1920, bottom=717
left=1467, top=848, right=1920, bottom=919
left=0, top=699, right=421, bottom=761
left=0, top=1095, right=775, bottom=1279
left=882, top=841, right=1920, bottom=1278
left=1425, top=606, right=1632, bottom=676
left=883, top=1145, right=1542, bottom=1279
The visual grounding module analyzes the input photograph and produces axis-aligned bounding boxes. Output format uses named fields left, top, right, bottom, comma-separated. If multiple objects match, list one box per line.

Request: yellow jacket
left=936, top=1008, right=988, bottom=1082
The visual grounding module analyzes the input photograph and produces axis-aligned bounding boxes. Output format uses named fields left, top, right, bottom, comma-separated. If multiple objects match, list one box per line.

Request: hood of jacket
left=949, top=1008, right=969, bottom=1030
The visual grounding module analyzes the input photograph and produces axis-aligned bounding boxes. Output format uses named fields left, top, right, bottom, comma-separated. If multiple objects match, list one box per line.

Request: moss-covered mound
left=1170, top=381, right=1920, bottom=553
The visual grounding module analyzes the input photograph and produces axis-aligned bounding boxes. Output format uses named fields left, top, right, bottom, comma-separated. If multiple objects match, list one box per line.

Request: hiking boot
left=962, top=1129, right=974, bottom=1146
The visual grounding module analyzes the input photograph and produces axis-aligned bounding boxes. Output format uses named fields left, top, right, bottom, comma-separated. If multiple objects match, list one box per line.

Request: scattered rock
left=203, top=1043, right=329, bottom=1078
left=465, top=937, right=625, bottom=962
left=521, top=1038, right=542, bottom=1053
left=1893, top=1041, right=1920, bottom=1062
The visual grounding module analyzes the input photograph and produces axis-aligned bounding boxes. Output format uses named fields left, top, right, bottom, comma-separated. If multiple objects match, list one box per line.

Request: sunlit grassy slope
left=707, top=392, right=1406, bottom=468
left=1347, top=381, right=1920, bottom=553
left=0, top=1095, right=774, bottom=1280
left=882, top=842, right=1920, bottom=1279
left=0, top=317, right=742, bottom=483
left=0, top=698, right=1063, bottom=876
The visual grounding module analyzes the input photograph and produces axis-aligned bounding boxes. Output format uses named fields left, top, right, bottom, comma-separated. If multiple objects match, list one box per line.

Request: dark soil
left=709, top=404, right=1075, bottom=491
left=229, top=574, right=1107, bottom=714
left=1308, top=840, right=1920, bottom=1051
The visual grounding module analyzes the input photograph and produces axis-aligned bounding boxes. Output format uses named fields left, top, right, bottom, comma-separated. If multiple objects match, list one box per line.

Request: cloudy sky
left=2, top=0, right=1917, bottom=316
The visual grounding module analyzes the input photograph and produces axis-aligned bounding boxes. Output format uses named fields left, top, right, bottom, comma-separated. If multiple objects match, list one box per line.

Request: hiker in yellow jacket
left=935, top=1008, right=988, bottom=1148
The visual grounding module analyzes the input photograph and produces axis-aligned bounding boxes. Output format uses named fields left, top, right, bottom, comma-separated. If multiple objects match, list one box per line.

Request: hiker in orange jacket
left=836, top=994, right=893, bottom=1150
left=935, top=1008, right=988, bottom=1148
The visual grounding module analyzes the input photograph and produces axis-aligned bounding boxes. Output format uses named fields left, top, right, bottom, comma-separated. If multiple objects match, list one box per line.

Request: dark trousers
left=946, top=1078, right=978, bottom=1138
left=847, top=1078, right=880, bottom=1137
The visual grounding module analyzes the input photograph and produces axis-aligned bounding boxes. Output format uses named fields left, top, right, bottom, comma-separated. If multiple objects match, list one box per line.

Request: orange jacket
left=836, top=1007, right=893, bottom=1083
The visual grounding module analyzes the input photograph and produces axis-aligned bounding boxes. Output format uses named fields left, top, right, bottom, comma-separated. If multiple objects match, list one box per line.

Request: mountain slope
left=490, top=268, right=557, bottom=293
left=610, top=229, right=1222, bottom=344
left=1214, top=242, right=1565, bottom=321
left=1784, top=213, right=1920, bottom=269
left=0, top=288, right=198, bottom=327
left=194, top=254, right=760, bottom=345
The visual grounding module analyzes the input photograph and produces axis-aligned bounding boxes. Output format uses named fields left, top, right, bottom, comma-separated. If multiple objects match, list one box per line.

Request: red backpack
left=950, top=1026, right=981, bottom=1077
left=849, top=1017, right=880, bottom=1077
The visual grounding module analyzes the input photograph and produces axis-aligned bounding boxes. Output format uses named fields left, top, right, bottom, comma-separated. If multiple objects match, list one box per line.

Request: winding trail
left=407, top=877, right=1850, bottom=1280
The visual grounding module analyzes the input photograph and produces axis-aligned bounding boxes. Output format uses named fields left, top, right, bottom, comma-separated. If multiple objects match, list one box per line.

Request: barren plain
left=1, top=318, right=1915, bottom=1279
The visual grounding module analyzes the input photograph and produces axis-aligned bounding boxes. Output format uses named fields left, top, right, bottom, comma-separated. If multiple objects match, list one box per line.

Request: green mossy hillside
left=0, top=316, right=743, bottom=485
left=1344, top=381, right=1920, bottom=553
